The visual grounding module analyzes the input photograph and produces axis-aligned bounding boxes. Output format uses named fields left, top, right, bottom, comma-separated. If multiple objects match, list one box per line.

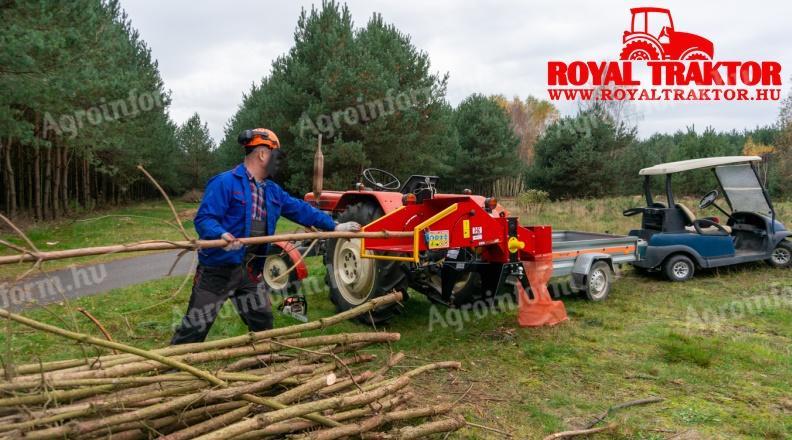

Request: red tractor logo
left=620, top=7, right=714, bottom=61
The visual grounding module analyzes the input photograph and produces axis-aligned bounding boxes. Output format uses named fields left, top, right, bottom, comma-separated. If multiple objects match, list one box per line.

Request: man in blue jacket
left=171, top=128, right=359, bottom=344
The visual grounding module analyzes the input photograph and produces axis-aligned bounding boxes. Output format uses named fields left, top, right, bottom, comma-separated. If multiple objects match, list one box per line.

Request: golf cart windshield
left=715, top=164, right=772, bottom=215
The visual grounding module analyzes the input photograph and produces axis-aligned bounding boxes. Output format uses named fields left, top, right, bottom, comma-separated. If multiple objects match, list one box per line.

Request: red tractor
left=620, top=7, right=713, bottom=61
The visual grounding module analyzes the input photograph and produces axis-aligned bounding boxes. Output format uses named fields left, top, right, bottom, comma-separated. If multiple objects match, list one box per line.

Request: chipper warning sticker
left=426, top=230, right=450, bottom=249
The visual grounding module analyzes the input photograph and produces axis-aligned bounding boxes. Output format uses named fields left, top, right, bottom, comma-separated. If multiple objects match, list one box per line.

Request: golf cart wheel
left=262, top=247, right=301, bottom=295
left=324, top=202, right=408, bottom=325
left=663, top=254, right=695, bottom=282
left=584, top=261, right=612, bottom=301
left=767, top=240, right=792, bottom=269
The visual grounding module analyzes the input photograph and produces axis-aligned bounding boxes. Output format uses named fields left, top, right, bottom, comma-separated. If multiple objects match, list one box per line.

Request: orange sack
left=516, top=254, right=568, bottom=327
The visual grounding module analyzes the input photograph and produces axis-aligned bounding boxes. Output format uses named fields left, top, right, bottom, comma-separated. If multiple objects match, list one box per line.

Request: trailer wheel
left=584, top=261, right=611, bottom=301
left=663, top=254, right=695, bottom=282
left=325, top=202, right=408, bottom=325
left=767, top=240, right=792, bottom=268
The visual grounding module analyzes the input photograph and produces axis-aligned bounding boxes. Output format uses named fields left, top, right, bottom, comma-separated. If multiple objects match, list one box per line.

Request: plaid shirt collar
left=245, top=168, right=267, bottom=221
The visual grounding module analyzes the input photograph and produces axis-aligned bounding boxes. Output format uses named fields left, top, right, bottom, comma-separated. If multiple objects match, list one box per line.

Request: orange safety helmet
left=238, top=128, right=280, bottom=149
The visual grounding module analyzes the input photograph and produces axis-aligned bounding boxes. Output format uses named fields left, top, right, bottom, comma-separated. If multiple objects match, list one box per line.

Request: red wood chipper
left=359, top=195, right=569, bottom=327
left=265, top=159, right=639, bottom=326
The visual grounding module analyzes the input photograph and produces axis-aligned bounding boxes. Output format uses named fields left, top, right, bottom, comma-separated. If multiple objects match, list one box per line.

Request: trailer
left=550, top=231, right=642, bottom=301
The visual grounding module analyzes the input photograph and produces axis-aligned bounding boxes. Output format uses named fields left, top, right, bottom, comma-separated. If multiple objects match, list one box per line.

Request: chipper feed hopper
left=360, top=195, right=569, bottom=327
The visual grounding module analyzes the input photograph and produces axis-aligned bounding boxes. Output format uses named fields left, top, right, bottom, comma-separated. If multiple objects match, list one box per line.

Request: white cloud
left=121, top=0, right=792, bottom=141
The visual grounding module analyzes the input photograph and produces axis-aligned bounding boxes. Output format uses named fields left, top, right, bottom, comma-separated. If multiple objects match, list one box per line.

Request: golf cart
left=624, top=156, right=791, bottom=281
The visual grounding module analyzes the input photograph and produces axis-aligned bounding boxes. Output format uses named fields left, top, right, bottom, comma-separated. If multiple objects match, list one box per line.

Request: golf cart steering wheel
left=698, top=190, right=719, bottom=209
left=693, top=218, right=729, bottom=236
left=622, top=207, right=644, bottom=217
left=362, top=168, right=401, bottom=191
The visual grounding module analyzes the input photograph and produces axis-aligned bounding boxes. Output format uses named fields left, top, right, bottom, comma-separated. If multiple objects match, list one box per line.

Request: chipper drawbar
left=360, top=195, right=569, bottom=327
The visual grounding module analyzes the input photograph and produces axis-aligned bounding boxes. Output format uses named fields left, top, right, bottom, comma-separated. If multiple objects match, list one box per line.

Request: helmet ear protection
left=238, top=129, right=272, bottom=146
left=237, top=129, right=253, bottom=146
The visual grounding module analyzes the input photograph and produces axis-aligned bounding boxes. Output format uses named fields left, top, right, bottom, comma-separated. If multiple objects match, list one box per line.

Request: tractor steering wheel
left=698, top=190, right=719, bottom=209
left=362, top=168, right=401, bottom=191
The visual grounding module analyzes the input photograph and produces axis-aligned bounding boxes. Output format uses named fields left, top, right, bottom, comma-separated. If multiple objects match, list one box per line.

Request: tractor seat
left=676, top=203, right=732, bottom=235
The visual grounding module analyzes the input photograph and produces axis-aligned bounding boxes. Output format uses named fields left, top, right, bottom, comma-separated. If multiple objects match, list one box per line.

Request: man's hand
left=221, top=232, right=243, bottom=251
left=335, top=221, right=362, bottom=232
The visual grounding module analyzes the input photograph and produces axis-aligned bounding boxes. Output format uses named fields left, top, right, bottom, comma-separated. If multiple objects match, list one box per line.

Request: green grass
left=1, top=198, right=791, bottom=439
left=659, top=333, right=717, bottom=367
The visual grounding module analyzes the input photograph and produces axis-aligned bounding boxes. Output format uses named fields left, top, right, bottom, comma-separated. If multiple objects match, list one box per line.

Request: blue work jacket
left=194, top=164, right=335, bottom=267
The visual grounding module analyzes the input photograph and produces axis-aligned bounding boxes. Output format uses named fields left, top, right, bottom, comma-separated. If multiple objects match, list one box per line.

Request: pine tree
left=528, top=110, right=635, bottom=199
left=450, top=94, right=519, bottom=193
left=219, top=1, right=456, bottom=193
left=177, top=113, right=217, bottom=190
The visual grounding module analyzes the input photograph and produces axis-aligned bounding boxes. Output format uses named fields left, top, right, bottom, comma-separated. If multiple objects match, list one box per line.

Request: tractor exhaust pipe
left=312, top=134, right=323, bottom=205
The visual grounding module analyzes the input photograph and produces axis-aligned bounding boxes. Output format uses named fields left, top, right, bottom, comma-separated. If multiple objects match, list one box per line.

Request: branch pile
left=0, top=292, right=465, bottom=439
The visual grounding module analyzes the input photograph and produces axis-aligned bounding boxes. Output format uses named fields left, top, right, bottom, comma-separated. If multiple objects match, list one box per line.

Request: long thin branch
left=0, top=230, right=412, bottom=265
left=543, top=424, right=616, bottom=440
left=0, top=238, right=28, bottom=254
left=584, top=396, right=664, bottom=429
left=76, top=307, right=117, bottom=354
left=0, top=213, right=43, bottom=279
left=0, top=213, right=39, bottom=254
left=136, top=165, right=190, bottom=241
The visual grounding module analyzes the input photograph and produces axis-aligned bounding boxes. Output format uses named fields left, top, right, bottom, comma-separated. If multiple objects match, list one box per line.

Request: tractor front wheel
left=325, top=202, right=408, bottom=325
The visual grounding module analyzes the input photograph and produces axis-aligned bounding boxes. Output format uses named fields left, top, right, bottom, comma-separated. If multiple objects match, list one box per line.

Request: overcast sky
left=121, top=0, right=792, bottom=142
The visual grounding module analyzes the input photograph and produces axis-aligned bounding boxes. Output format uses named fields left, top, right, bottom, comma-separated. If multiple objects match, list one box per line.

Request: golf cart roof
left=639, top=156, right=762, bottom=176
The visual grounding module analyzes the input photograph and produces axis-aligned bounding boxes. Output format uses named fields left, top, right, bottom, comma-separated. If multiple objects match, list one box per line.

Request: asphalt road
left=0, top=251, right=197, bottom=312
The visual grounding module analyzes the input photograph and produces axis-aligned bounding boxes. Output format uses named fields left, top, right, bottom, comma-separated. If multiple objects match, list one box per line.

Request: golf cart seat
left=677, top=203, right=732, bottom=234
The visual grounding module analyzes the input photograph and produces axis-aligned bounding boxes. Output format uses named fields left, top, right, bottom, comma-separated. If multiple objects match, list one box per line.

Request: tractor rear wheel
left=620, top=40, right=661, bottom=60
left=325, top=202, right=408, bottom=325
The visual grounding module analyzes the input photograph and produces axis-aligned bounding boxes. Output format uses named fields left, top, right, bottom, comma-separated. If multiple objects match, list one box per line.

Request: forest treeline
left=0, top=0, right=183, bottom=220
left=2, top=1, right=791, bottom=221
